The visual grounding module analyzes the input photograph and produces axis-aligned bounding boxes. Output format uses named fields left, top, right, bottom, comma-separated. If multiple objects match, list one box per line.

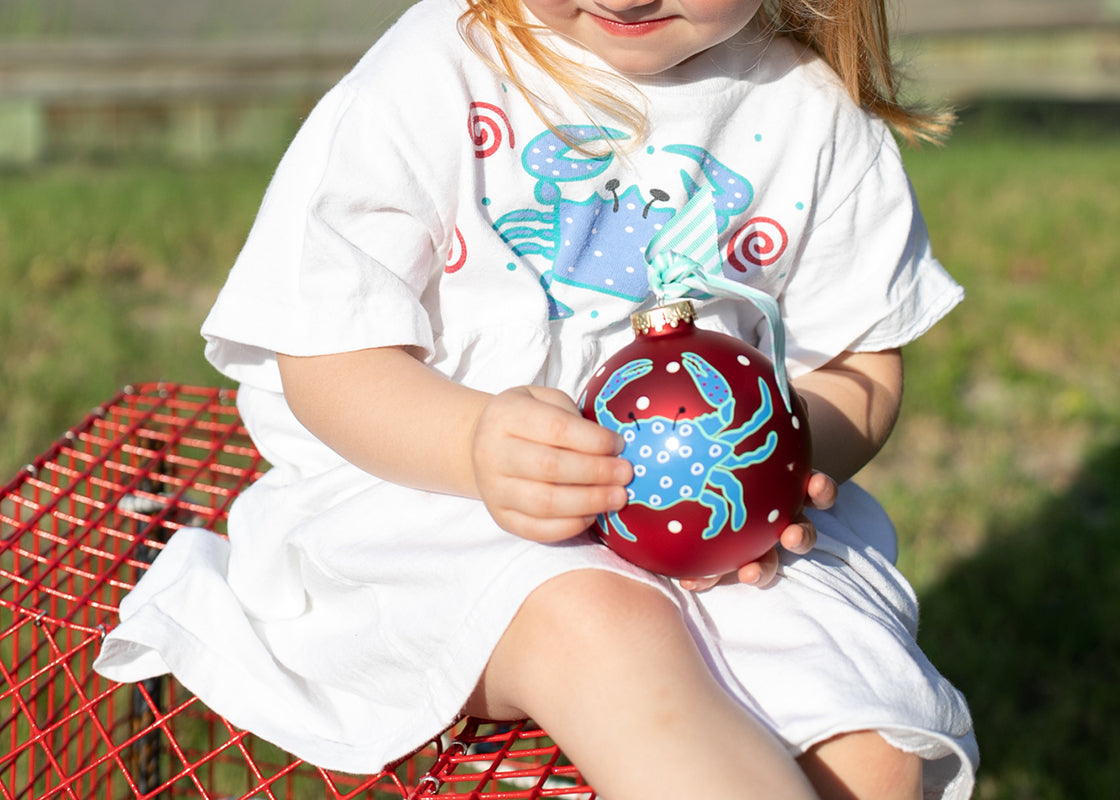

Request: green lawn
left=0, top=158, right=264, bottom=474
left=878, top=103, right=1120, bottom=800
left=2, top=101, right=1118, bottom=799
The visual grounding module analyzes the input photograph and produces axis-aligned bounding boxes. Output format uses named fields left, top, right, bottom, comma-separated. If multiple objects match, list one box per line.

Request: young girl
left=95, top=0, right=979, bottom=797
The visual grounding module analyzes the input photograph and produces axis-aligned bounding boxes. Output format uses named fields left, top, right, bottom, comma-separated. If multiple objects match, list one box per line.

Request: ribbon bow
left=645, top=188, right=792, bottom=412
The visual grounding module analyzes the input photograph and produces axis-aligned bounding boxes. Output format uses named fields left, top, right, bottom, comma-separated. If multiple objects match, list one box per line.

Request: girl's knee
left=467, top=570, right=678, bottom=719
left=517, top=569, right=678, bottom=645
left=798, top=730, right=923, bottom=800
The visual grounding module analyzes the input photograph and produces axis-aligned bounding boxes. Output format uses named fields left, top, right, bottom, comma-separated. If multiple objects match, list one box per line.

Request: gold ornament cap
left=631, top=300, right=696, bottom=336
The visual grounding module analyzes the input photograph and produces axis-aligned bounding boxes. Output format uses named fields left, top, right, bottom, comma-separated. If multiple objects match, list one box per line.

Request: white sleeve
left=201, top=80, right=449, bottom=391
left=779, top=128, right=963, bottom=374
left=199, top=4, right=468, bottom=392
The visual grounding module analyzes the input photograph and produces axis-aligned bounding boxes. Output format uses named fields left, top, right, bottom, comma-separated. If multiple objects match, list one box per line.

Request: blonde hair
left=770, top=0, right=953, bottom=144
left=459, top=0, right=650, bottom=145
left=459, top=0, right=952, bottom=147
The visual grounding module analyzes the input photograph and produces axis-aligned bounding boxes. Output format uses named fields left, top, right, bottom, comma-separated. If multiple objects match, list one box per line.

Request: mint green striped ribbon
left=645, top=188, right=792, bottom=412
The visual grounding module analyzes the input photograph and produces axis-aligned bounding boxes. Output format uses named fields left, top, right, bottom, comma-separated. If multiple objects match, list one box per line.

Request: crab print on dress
left=487, top=125, right=758, bottom=320
left=581, top=306, right=812, bottom=578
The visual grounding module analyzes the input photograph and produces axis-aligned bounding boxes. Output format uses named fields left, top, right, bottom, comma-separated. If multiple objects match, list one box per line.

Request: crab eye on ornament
left=580, top=300, right=812, bottom=578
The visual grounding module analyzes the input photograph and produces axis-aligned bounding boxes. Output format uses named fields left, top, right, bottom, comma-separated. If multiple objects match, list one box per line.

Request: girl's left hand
left=677, top=470, right=837, bottom=592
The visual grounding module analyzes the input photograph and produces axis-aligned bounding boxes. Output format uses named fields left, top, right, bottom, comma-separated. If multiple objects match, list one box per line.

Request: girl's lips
left=589, top=14, right=674, bottom=38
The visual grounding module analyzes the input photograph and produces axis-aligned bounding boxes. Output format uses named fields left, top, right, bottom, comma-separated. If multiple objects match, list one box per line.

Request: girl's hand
left=471, top=386, right=633, bottom=543
left=677, top=470, right=837, bottom=592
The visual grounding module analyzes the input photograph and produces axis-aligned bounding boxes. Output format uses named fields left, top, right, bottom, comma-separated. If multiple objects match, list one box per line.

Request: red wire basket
left=1, top=384, right=595, bottom=800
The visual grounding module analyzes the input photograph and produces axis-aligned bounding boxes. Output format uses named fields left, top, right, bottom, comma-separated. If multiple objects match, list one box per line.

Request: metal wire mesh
left=1, top=384, right=596, bottom=800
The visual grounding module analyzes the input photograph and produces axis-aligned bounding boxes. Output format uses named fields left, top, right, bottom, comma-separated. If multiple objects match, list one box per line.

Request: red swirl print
left=445, top=226, right=468, bottom=274
left=468, top=101, right=514, bottom=158
left=727, top=217, right=788, bottom=270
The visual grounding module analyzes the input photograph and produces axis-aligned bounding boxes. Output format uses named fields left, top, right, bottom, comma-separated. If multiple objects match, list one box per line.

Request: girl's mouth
left=590, top=14, right=674, bottom=38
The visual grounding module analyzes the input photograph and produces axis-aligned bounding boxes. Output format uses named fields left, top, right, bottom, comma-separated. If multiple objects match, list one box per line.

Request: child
left=95, top=0, right=979, bottom=797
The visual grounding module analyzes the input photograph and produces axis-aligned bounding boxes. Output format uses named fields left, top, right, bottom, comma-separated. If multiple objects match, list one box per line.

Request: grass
left=2, top=99, right=1118, bottom=799
left=0, top=157, right=270, bottom=476
left=865, top=102, right=1120, bottom=593
left=864, top=101, right=1120, bottom=800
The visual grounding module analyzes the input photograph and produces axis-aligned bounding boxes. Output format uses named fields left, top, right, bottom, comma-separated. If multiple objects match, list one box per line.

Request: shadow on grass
left=918, top=440, right=1120, bottom=799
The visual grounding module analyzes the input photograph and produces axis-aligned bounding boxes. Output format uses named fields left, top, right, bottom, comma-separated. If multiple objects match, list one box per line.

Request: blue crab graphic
left=592, top=352, right=778, bottom=542
left=492, top=126, right=754, bottom=319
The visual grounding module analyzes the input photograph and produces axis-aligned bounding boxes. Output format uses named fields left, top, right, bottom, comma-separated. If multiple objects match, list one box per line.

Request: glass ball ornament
left=580, top=300, right=812, bottom=578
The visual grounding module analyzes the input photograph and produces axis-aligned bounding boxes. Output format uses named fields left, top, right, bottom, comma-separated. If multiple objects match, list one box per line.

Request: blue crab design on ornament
left=593, top=352, right=778, bottom=543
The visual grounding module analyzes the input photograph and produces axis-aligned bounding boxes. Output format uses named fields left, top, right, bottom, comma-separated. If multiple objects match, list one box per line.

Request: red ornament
left=580, top=301, right=812, bottom=578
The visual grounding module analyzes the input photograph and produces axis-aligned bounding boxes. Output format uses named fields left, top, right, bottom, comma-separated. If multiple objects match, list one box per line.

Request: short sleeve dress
left=94, top=1, right=978, bottom=797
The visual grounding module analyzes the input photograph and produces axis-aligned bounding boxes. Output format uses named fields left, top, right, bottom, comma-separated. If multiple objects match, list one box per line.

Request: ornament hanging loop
left=643, top=190, right=794, bottom=412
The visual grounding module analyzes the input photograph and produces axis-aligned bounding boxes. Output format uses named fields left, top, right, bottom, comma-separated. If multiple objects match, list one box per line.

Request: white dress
left=94, top=1, right=979, bottom=797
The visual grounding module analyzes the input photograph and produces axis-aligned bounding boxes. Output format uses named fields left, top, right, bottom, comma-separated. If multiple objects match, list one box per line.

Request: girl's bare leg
left=466, top=569, right=818, bottom=800
left=797, top=731, right=923, bottom=800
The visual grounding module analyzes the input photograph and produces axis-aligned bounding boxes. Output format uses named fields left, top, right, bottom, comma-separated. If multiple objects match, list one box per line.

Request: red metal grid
left=1, top=384, right=596, bottom=800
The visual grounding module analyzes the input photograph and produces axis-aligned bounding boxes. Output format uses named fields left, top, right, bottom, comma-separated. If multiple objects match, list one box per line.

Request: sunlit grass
left=860, top=108, right=1120, bottom=596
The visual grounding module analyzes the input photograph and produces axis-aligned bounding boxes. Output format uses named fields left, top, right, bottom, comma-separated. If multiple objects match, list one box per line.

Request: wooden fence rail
left=0, top=39, right=366, bottom=102
left=0, top=38, right=368, bottom=163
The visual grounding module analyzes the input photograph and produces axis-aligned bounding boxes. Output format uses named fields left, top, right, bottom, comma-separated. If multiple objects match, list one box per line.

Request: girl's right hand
left=471, top=386, right=633, bottom=543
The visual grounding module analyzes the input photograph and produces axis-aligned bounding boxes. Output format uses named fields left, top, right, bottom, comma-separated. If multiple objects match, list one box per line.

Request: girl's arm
left=678, top=347, right=903, bottom=590
left=792, top=348, right=904, bottom=486
left=276, top=346, right=632, bottom=543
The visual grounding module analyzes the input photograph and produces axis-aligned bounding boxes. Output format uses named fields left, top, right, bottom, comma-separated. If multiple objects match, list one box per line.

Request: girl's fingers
left=487, top=476, right=628, bottom=528
left=737, top=547, right=781, bottom=588
left=679, top=545, right=783, bottom=592
left=499, top=438, right=632, bottom=488
left=678, top=575, right=723, bottom=592
left=805, top=470, right=838, bottom=510
left=780, top=519, right=817, bottom=555
left=520, top=387, right=625, bottom=455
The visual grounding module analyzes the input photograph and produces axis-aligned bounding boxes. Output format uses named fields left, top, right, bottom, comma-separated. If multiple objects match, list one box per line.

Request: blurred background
left=1, top=1, right=1118, bottom=797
